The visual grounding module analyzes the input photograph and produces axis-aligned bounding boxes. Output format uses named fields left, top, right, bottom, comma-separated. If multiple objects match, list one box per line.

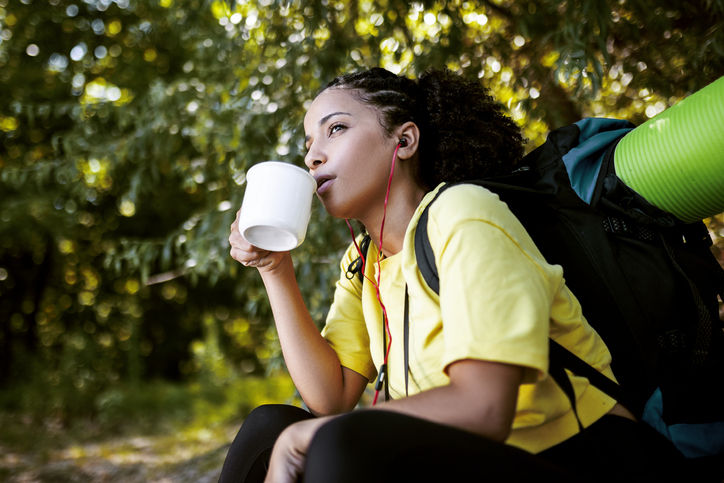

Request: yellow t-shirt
left=321, top=183, right=618, bottom=454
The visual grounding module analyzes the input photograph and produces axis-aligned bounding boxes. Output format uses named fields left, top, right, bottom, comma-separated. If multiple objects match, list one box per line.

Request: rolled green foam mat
left=615, top=76, right=724, bottom=223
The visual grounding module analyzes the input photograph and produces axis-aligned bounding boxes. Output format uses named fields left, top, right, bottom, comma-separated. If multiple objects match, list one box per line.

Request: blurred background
left=1, top=0, right=723, bottom=480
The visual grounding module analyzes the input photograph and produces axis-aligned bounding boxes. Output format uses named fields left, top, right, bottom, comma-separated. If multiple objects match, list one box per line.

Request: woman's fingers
left=229, top=240, right=269, bottom=265
left=229, top=209, right=290, bottom=272
left=229, top=215, right=271, bottom=265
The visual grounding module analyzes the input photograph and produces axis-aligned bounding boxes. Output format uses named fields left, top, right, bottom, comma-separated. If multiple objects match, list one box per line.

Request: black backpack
left=349, top=119, right=724, bottom=462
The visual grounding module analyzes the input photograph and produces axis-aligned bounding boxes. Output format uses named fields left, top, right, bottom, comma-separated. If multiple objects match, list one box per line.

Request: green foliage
left=0, top=0, right=723, bottom=420
left=0, top=375, right=296, bottom=455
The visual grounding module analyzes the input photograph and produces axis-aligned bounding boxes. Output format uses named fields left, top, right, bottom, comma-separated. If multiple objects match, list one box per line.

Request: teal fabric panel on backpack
left=642, top=388, right=724, bottom=458
left=563, top=119, right=633, bottom=204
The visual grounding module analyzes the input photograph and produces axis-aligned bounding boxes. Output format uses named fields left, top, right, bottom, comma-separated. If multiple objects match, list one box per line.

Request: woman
left=221, top=68, right=684, bottom=482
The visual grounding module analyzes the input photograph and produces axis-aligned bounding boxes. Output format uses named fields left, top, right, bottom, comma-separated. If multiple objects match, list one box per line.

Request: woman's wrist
left=258, top=251, right=294, bottom=279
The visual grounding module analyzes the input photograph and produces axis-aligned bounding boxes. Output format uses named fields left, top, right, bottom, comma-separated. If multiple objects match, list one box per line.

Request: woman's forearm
left=369, top=359, right=523, bottom=441
left=229, top=212, right=365, bottom=415
left=260, top=257, right=366, bottom=415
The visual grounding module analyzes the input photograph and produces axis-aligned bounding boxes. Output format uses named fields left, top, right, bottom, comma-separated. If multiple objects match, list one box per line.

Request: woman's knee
left=311, top=411, right=381, bottom=450
left=305, top=411, right=389, bottom=482
left=239, top=404, right=314, bottom=445
left=219, top=405, right=313, bottom=483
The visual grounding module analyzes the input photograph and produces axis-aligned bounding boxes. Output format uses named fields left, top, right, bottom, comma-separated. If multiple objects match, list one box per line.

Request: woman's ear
left=395, top=121, right=420, bottom=159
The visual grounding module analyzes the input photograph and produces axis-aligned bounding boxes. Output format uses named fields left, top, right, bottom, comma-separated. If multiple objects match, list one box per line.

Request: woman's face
left=303, top=88, right=400, bottom=220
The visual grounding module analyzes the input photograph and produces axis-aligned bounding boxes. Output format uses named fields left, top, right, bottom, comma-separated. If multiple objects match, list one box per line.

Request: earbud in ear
left=398, top=138, right=407, bottom=147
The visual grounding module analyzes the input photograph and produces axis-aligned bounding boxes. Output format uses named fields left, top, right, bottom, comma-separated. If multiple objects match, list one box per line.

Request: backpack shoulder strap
left=414, top=185, right=456, bottom=293
left=549, top=339, right=629, bottom=405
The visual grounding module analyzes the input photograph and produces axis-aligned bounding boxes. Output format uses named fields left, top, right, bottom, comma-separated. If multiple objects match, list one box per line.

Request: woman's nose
left=304, top=145, right=325, bottom=170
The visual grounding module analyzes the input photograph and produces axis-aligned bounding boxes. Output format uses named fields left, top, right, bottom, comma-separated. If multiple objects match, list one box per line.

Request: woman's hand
left=264, top=416, right=333, bottom=483
left=229, top=208, right=289, bottom=273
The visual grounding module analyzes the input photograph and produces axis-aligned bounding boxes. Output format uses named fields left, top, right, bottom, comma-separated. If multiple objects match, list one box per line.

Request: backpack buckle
left=604, top=216, right=658, bottom=242
left=603, top=216, right=632, bottom=235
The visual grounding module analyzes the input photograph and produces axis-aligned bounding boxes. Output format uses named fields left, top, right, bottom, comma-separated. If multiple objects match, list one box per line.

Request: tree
left=1, top=0, right=722, bottom=417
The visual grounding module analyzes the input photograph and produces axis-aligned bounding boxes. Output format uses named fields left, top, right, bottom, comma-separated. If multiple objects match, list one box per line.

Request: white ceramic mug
left=237, top=161, right=316, bottom=251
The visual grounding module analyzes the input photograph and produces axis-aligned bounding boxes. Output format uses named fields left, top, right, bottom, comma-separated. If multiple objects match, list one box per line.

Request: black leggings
left=218, top=404, right=687, bottom=483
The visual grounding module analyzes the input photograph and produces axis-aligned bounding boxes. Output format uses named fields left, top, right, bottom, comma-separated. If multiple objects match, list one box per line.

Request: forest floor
left=0, top=377, right=298, bottom=482
left=0, top=417, right=236, bottom=482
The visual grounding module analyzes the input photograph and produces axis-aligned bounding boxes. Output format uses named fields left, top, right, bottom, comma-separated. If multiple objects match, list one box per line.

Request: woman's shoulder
left=419, top=182, right=555, bottom=275
left=426, top=182, right=519, bottom=230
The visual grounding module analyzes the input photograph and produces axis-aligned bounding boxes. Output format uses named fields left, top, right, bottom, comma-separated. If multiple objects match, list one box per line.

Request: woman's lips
left=316, top=177, right=334, bottom=195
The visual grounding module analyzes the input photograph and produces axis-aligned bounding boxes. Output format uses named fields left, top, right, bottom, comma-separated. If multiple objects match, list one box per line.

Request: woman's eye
left=329, top=124, right=346, bottom=135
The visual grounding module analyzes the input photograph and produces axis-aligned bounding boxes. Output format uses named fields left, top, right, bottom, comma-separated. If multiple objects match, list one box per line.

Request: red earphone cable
left=345, top=142, right=402, bottom=405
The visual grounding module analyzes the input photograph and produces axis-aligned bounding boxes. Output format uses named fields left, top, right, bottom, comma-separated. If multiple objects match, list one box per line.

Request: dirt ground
left=0, top=420, right=241, bottom=483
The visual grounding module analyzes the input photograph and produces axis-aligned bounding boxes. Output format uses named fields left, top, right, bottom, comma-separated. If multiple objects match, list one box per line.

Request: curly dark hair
left=322, top=67, right=526, bottom=188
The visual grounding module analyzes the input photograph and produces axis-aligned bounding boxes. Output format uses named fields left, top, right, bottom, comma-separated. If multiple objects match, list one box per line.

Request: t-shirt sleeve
left=428, top=186, right=554, bottom=384
left=320, top=243, right=378, bottom=384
